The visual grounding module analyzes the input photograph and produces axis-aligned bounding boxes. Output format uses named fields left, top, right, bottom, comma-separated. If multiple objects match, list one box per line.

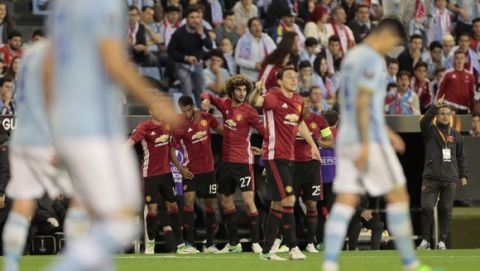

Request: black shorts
left=294, top=160, right=321, bottom=201
left=265, top=159, right=295, bottom=201
left=144, top=173, right=176, bottom=204
left=183, top=171, right=217, bottom=198
left=218, top=162, right=254, bottom=195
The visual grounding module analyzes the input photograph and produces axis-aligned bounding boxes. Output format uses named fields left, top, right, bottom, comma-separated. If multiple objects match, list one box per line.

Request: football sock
left=324, top=203, right=355, bottom=263
left=386, top=202, right=418, bottom=267
left=282, top=206, right=297, bottom=249
left=64, top=207, right=90, bottom=244
left=247, top=211, right=260, bottom=243
left=224, top=208, right=239, bottom=246
left=204, top=207, right=217, bottom=247
left=183, top=207, right=195, bottom=244
left=168, top=207, right=184, bottom=245
left=306, top=210, right=319, bottom=244
left=3, top=212, right=30, bottom=271
left=262, top=208, right=282, bottom=254
left=163, top=228, right=177, bottom=252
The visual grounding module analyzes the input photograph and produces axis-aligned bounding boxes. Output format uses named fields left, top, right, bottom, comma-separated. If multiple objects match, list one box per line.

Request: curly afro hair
left=225, top=75, right=253, bottom=98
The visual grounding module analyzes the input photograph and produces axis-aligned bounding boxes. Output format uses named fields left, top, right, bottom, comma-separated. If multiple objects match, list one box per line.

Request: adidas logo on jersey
left=282, top=103, right=288, bottom=108
left=151, top=131, right=156, bottom=136
left=188, top=128, right=193, bottom=132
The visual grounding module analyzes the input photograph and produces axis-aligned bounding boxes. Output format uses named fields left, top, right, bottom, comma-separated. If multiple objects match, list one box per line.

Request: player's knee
left=385, top=187, right=409, bottom=204
left=165, top=201, right=178, bottom=211
left=281, top=195, right=296, bottom=206
left=306, top=200, right=317, bottom=211
left=270, top=201, right=282, bottom=211
left=104, top=217, right=140, bottom=247
left=11, top=199, right=37, bottom=218
left=204, top=198, right=217, bottom=209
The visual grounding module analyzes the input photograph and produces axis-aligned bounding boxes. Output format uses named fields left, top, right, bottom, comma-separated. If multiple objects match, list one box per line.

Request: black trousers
left=421, top=179, right=457, bottom=244
left=347, top=213, right=384, bottom=250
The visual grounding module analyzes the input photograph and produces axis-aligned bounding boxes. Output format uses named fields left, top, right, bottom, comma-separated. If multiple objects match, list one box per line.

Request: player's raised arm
left=298, top=120, right=320, bottom=160
left=249, top=79, right=265, bottom=107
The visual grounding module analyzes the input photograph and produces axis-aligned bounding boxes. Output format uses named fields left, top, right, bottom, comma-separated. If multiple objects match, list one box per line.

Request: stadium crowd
left=0, top=0, right=479, bottom=257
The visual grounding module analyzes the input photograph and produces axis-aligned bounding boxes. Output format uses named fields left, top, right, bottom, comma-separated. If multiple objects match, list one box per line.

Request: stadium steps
left=10, top=0, right=44, bottom=40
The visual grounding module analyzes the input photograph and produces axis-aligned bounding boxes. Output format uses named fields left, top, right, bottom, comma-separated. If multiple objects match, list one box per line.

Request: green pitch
left=2, top=249, right=479, bottom=271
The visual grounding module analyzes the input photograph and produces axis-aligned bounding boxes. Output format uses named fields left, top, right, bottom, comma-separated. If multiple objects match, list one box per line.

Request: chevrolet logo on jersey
left=155, top=134, right=170, bottom=144
left=191, top=131, right=207, bottom=143
left=225, top=119, right=237, bottom=130
left=284, top=114, right=299, bottom=126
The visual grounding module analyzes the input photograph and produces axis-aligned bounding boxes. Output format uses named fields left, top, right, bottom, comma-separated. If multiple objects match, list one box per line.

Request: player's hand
left=460, top=177, right=468, bottom=186
left=460, top=9, right=470, bottom=21
left=179, top=166, right=194, bottom=180
left=201, top=99, right=210, bottom=111
left=251, top=146, right=263, bottom=156
left=255, top=78, right=265, bottom=92
left=0, top=194, right=5, bottom=209
left=47, top=217, right=60, bottom=228
left=390, top=132, right=406, bottom=154
left=185, top=56, right=198, bottom=65
left=435, top=94, right=446, bottom=108
left=360, top=210, right=373, bottom=221
left=311, top=146, right=320, bottom=160
left=149, top=96, right=181, bottom=127
left=355, top=143, right=369, bottom=171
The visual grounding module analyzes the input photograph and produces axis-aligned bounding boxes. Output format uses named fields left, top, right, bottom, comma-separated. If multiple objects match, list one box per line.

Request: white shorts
left=55, top=137, right=141, bottom=216
left=333, top=143, right=406, bottom=197
left=7, top=146, right=74, bottom=199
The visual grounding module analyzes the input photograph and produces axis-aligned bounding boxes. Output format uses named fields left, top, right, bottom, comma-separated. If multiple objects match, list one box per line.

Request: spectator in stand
left=412, top=61, right=433, bottom=113
left=347, top=197, right=384, bottom=251
left=470, top=112, right=480, bottom=136
left=422, top=41, right=445, bottom=79
left=418, top=95, right=468, bottom=250
left=431, top=67, right=446, bottom=97
left=448, top=0, right=479, bottom=38
left=386, top=57, right=399, bottom=84
left=32, top=195, right=67, bottom=235
left=342, top=0, right=358, bottom=22
left=3, top=56, right=19, bottom=96
left=387, top=71, right=421, bottom=115
left=397, top=34, right=423, bottom=74
left=258, top=32, right=297, bottom=91
left=183, top=0, right=213, bottom=25
left=265, top=0, right=301, bottom=30
left=164, top=0, right=183, bottom=19
left=448, top=32, right=479, bottom=77
left=471, top=18, right=480, bottom=54
left=298, top=0, right=317, bottom=27
left=0, top=59, right=5, bottom=77
left=168, top=5, right=213, bottom=105
left=313, top=55, right=337, bottom=105
left=0, top=77, right=14, bottom=115
left=323, top=35, right=343, bottom=75
left=428, top=0, right=452, bottom=44
left=271, top=9, right=306, bottom=49
left=159, top=5, right=181, bottom=49
left=235, top=17, right=276, bottom=82
left=203, top=49, right=230, bottom=95
left=347, top=4, right=372, bottom=43
left=327, top=6, right=356, bottom=54
left=0, top=31, right=22, bottom=68
left=0, top=2, right=13, bottom=44
left=304, top=5, right=331, bottom=47
left=127, top=6, right=149, bottom=65
left=309, top=85, right=330, bottom=113
left=219, top=37, right=237, bottom=75
left=299, top=37, right=320, bottom=66
left=437, top=50, right=476, bottom=114
left=233, top=0, right=258, bottom=35
left=180, top=4, right=213, bottom=31
left=442, top=34, right=455, bottom=61
left=298, top=61, right=316, bottom=93
left=142, top=6, right=163, bottom=62
left=214, top=11, right=240, bottom=46
left=399, top=0, right=431, bottom=43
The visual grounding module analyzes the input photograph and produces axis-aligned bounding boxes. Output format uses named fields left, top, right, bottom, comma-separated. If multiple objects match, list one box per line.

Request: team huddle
left=1, top=0, right=436, bottom=270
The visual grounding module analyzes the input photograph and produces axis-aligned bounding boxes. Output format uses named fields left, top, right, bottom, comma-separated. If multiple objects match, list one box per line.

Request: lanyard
left=434, top=124, right=450, bottom=147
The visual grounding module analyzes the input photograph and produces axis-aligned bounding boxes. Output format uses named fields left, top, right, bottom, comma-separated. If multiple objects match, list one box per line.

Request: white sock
left=386, top=202, right=418, bottom=267
left=64, top=207, right=90, bottom=244
left=2, top=212, right=30, bottom=271
left=324, top=203, right=355, bottom=263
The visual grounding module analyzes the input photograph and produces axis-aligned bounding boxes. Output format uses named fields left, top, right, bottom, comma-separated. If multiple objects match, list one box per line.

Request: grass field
left=2, top=249, right=479, bottom=271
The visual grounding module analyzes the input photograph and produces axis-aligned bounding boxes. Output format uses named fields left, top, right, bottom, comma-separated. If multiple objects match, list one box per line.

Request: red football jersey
left=262, top=88, right=303, bottom=161
left=130, top=119, right=175, bottom=177
left=174, top=112, right=219, bottom=174
left=295, top=113, right=330, bottom=161
left=201, top=93, right=264, bottom=164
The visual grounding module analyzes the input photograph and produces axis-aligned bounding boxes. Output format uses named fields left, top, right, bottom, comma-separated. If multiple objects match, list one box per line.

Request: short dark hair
left=429, top=41, right=443, bottom=51
left=309, top=85, right=322, bottom=94
left=247, top=17, right=261, bottom=29
left=128, top=5, right=140, bottom=12
left=305, top=37, right=318, bottom=47
left=371, top=17, right=407, bottom=43
left=414, top=61, right=428, bottom=71
left=328, top=35, right=341, bottom=44
left=298, top=60, right=312, bottom=70
left=141, top=6, right=154, bottom=12
left=473, top=17, right=480, bottom=25
left=397, top=70, right=411, bottom=79
left=178, top=95, right=194, bottom=107
left=356, top=4, right=369, bottom=12
left=459, top=31, right=471, bottom=39
left=224, top=10, right=234, bottom=19
left=32, top=29, right=44, bottom=38
left=454, top=49, right=466, bottom=57
left=0, top=77, right=13, bottom=87
left=435, top=66, right=446, bottom=75
left=185, top=4, right=203, bottom=16
left=8, top=30, right=22, bottom=40
left=387, top=82, right=398, bottom=90
left=471, top=112, right=480, bottom=118
left=323, top=110, right=339, bottom=126
left=386, top=57, right=399, bottom=66
left=410, top=34, right=423, bottom=43
left=277, top=65, right=297, bottom=80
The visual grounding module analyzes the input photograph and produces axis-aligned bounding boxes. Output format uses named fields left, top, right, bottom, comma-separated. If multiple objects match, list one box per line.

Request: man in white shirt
left=234, top=17, right=276, bottom=82
left=326, top=6, right=355, bottom=54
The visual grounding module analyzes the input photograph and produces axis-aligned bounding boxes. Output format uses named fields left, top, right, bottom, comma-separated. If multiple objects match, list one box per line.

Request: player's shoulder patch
left=363, top=67, right=375, bottom=79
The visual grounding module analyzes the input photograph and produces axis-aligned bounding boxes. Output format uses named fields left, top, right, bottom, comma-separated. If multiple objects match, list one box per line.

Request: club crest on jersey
left=236, top=114, right=243, bottom=121
left=310, top=123, right=318, bottom=129
left=200, top=119, right=208, bottom=127
left=145, top=196, right=152, bottom=202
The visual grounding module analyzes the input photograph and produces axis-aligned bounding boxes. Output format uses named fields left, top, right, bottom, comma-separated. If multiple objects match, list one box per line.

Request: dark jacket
left=167, top=25, right=213, bottom=64
left=420, top=106, right=468, bottom=183
left=397, top=49, right=415, bottom=74
left=347, top=19, right=371, bottom=43
left=129, top=23, right=147, bottom=65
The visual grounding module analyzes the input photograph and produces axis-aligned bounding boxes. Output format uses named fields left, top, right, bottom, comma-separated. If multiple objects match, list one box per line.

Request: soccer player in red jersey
left=294, top=94, right=334, bottom=253
left=250, top=66, right=320, bottom=261
left=174, top=95, right=223, bottom=253
left=128, top=110, right=197, bottom=254
left=200, top=75, right=265, bottom=253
